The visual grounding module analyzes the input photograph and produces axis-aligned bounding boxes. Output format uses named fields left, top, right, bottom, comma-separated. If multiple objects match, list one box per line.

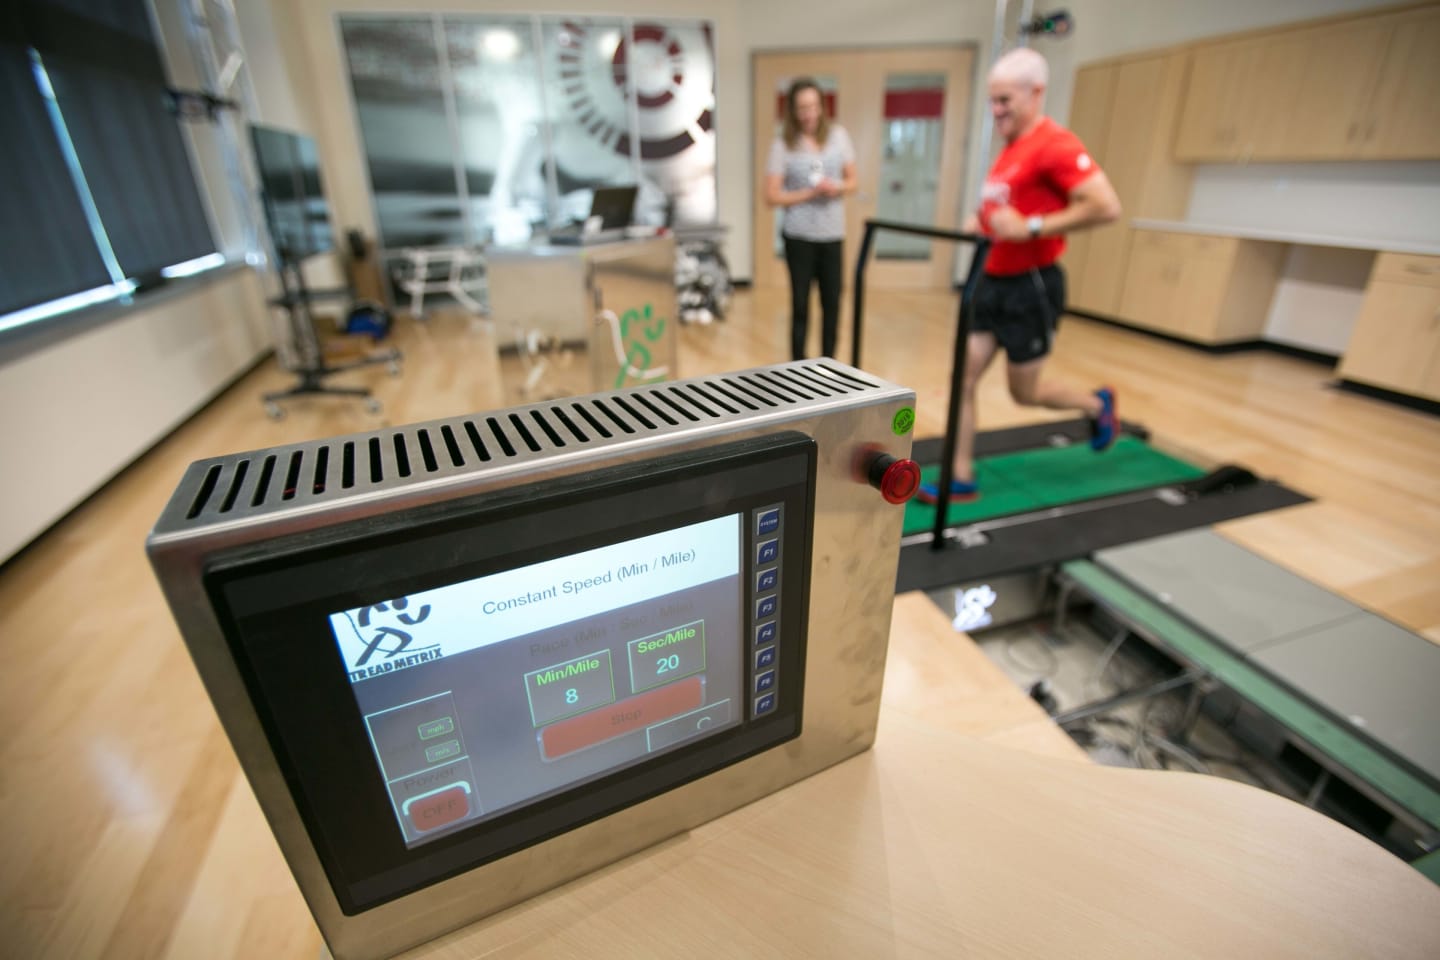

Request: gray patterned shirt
left=766, top=126, right=855, bottom=242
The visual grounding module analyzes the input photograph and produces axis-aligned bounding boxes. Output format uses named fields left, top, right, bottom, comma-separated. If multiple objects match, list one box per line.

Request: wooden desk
left=373, top=594, right=1439, bottom=959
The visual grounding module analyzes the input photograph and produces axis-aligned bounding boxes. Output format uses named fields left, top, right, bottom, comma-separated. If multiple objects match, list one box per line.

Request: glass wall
left=341, top=18, right=465, bottom=249
left=340, top=13, right=717, bottom=251
left=444, top=17, right=548, bottom=245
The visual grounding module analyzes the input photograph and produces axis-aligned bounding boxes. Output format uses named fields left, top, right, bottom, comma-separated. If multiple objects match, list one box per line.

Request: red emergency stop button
left=868, top=454, right=921, bottom=504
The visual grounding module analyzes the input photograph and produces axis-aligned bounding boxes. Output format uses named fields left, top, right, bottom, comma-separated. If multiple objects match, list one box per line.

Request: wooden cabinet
left=1057, top=64, right=1116, bottom=301
left=1173, top=39, right=1264, bottom=162
left=1063, top=54, right=1191, bottom=317
left=1117, top=230, right=1287, bottom=344
left=1175, top=6, right=1440, bottom=163
left=1361, top=6, right=1440, bottom=160
left=1273, top=20, right=1389, bottom=160
left=1339, top=253, right=1440, bottom=401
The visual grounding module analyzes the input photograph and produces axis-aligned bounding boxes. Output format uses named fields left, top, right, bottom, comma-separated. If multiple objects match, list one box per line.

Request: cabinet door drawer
left=1131, top=230, right=1235, bottom=262
left=1174, top=233, right=1237, bottom=263
left=1131, top=230, right=1190, bottom=253
left=1175, top=257, right=1232, bottom=342
left=1371, top=252, right=1440, bottom=288
left=1339, top=281, right=1440, bottom=392
left=1118, top=246, right=1183, bottom=334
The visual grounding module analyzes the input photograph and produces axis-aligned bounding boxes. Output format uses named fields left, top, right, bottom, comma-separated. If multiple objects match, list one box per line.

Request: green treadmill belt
left=903, top=435, right=1208, bottom=535
left=1415, top=850, right=1440, bottom=885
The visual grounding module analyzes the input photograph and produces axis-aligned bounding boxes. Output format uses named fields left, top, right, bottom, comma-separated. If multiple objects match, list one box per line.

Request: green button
left=425, top=739, right=462, bottom=763
left=418, top=717, right=454, bottom=740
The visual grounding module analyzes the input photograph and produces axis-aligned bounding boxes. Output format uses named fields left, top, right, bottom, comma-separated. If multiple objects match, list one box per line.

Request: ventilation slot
left=789, top=368, right=852, bottom=394
left=252, top=455, right=277, bottom=507
left=607, top=397, right=653, bottom=428
left=282, top=450, right=304, bottom=500
left=487, top=417, right=518, bottom=457
left=463, top=421, right=492, bottom=461
left=752, top=370, right=814, bottom=400
left=734, top=374, right=793, bottom=404
left=507, top=413, right=542, bottom=452
left=591, top=399, right=636, bottom=434
left=313, top=446, right=330, bottom=495
left=704, top=379, right=758, bottom=411
left=551, top=406, right=589, bottom=443
left=668, top=386, right=718, bottom=418
left=393, top=434, right=412, bottom=478
left=789, top=371, right=852, bottom=397
left=652, top=390, right=698, bottom=422
left=572, top=402, right=612, bottom=439
left=368, top=438, right=383, bottom=484
left=439, top=425, right=465, bottom=467
left=341, top=442, right=356, bottom=489
left=630, top=397, right=673, bottom=428
left=530, top=410, right=566, bottom=448
left=218, top=460, right=249, bottom=513
left=187, top=464, right=222, bottom=519
left=774, top=367, right=840, bottom=396
left=815, top=362, right=879, bottom=389
left=686, top=382, right=738, bottom=414
left=718, top=377, right=776, bottom=408
left=417, top=429, right=440, bottom=472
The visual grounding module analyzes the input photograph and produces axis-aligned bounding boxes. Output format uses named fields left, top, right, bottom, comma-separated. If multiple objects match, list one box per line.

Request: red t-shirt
left=978, top=116, right=1100, bottom=276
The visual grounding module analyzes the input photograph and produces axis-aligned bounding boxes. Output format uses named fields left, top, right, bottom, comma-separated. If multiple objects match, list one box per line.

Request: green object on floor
left=902, top=435, right=1207, bottom=536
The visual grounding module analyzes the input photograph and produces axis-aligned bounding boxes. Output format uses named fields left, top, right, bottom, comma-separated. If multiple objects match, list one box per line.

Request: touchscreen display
left=327, top=514, right=743, bottom=847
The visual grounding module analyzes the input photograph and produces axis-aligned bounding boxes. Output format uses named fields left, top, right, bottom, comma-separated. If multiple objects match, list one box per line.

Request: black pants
left=972, top=264, right=1066, bottom=364
left=783, top=235, right=842, bottom=360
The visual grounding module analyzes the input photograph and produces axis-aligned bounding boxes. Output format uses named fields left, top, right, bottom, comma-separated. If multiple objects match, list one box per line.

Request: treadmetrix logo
left=338, top=597, right=443, bottom=681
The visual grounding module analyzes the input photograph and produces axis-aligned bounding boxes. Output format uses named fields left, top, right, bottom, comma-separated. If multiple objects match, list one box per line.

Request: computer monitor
left=251, top=124, right=335, bottom=262
left=588, top=185, right=638, bottom=230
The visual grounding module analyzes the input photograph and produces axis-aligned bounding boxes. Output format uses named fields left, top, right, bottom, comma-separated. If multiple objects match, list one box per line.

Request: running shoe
left=916, top=477, right=980, bottom=505
left=1090, top=386, right=1118, bottom=452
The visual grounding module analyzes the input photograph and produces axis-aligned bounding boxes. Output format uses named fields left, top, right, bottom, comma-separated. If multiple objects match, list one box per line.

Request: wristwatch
left=1027, top=215, right=1044, bottom=239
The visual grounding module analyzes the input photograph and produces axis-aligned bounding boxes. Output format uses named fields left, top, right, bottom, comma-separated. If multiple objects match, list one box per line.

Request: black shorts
left=972, top=264, right=1066, bottom=364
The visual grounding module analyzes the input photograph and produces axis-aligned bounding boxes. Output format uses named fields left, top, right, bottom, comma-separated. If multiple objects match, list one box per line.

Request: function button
left=754, top=621, right=776, bottom=646
left=754, top=646, right=777, bottom=671
left=755, top=670, right=776, bottom=695
left=757, top=538, right=779, bottom=565
left=755, top=506, right=781, bottom=536
left=753, top=693, right=776, bottom=717
left=756, top=567, right=778, bottom=593
left=755, top=595, right=777, bottom=620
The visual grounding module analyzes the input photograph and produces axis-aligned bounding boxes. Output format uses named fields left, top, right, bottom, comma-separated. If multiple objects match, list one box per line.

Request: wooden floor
left=1, top=284, right=1437, bottom=959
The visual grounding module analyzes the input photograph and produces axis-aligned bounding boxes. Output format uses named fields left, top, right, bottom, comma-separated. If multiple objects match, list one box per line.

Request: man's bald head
left=988, top=48, right=1049, bottom=143
left=990, top=47, right=1049, bottom=91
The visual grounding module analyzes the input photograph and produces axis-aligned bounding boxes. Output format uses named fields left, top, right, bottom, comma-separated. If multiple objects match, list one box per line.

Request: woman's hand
left=766, top=174, right=822, bottom=208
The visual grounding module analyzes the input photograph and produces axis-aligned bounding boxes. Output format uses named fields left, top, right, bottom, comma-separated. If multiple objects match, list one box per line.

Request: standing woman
left=765, top=78, right=857, bottom=360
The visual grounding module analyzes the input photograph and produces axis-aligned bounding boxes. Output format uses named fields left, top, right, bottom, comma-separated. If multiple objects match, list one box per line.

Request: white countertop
left=1130, top=219, right=1440, bottom=258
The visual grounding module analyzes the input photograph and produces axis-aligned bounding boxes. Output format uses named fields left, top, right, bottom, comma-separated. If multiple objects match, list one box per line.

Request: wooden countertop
left=381, top=594, right=1440, bottom=959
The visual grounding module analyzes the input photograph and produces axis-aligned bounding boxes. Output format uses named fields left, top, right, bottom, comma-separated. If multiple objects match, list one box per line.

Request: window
left=0, top=0, right=217, bottom=327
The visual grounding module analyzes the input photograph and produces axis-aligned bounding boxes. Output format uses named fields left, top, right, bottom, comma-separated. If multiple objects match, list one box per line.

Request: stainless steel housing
left=147, top=360, right=916, bottom=960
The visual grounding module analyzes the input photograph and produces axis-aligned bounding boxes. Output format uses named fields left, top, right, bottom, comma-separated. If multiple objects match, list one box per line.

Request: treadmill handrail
left=850, top=218, right=991, bottom=549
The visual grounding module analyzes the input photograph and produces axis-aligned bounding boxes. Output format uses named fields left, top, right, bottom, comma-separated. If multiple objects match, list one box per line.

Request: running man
left=920, top=47, right=1123, bottom=504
